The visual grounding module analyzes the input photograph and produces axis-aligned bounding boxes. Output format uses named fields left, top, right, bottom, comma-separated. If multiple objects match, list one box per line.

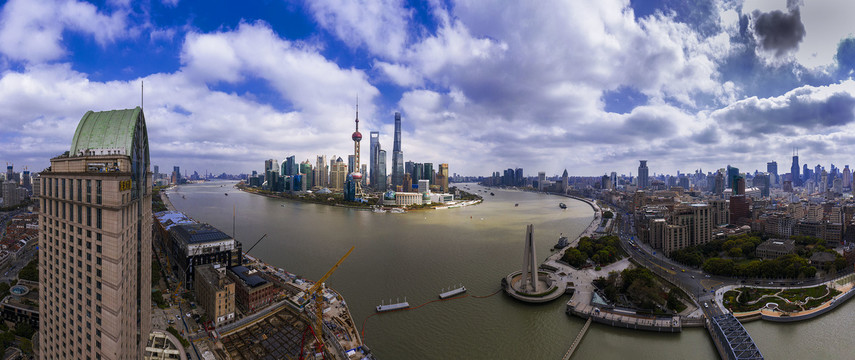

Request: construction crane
left=301, top=246, right=354, bottom=359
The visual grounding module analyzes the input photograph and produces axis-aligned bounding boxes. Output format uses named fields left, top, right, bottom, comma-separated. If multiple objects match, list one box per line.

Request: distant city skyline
left=3, top=1, right=855, bottom=176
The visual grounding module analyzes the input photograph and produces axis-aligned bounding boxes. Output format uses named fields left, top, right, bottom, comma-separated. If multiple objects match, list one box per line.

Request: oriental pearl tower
left=350, top=100, right=364, bottom=199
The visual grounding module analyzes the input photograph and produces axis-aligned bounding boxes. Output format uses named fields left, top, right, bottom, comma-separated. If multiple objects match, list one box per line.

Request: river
left=166, top=181, right=854, bottom=359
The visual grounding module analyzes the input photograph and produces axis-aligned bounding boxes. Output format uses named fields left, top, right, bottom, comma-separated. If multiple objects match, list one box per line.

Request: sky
left=1, top=0, right=855, bottom=177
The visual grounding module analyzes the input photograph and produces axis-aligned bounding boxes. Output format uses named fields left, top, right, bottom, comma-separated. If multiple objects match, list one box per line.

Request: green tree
left=0, top=282, right=9, bottom=299
left=602, top=211, right=614, bottom=219
left=728, top=247, right=743, bottom=258
left=18, top=259, right=38, bottom=282
left=666, top=288, right=683, bottom=312
left=0, top=331, right=15, bottom=350
left=14, top=322, right=35, bottom=339
left=19, top=338, right=33, bottom=354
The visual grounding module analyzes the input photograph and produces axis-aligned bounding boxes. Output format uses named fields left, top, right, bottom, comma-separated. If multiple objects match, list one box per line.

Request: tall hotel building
left=39, top=108, right=151, bottom=359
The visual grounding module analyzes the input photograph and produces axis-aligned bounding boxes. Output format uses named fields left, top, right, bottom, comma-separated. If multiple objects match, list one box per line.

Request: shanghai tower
left=392, top=112, right=404, bottom=187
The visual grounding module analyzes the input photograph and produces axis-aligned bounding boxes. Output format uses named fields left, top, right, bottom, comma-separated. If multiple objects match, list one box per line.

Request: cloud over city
left=1, top=0, right=855, bottom=176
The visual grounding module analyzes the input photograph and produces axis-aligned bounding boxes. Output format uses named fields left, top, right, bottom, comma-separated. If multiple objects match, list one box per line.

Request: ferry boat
left=559, top=203, right=567, bottom=209
left=372, top=207, right=387, bottom=213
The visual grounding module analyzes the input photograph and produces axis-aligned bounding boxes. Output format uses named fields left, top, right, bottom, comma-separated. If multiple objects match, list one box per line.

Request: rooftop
left=171, top=223, right=232, bottom=245
left=154, top=211, right=197, bottom=231
left=70, top=107, right=143, bottom=156
left=230, top=266, right=268, bottom=288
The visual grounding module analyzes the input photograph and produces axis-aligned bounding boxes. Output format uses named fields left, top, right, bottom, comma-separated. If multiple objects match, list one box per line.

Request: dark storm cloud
left=836, top=37, right=855, bottom=77
left=715, top=92, right=855, bottom=136
left=751, top=8, right=806, bottom=57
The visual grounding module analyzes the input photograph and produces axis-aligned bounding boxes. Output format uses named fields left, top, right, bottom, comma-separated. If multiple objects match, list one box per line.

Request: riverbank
left=236, top=182, right=483, bottom=212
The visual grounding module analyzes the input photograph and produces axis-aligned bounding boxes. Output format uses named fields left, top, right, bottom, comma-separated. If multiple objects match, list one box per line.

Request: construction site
left=211, top=247, right=371, bottom=360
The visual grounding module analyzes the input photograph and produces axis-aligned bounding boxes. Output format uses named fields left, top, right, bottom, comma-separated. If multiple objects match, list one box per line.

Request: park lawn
left=778, top=285, right=827, bottom=303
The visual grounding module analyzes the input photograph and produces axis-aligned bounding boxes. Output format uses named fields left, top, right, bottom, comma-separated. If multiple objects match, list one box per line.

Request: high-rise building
left=284, top=155, right=297, bottom=176
left=844, top=165, right=851, bottom=189
left=171, top=166, right=181, bottom=185
left=40, top=107, right=151, bottom=359
left=791, top=152, right=801, bottom=186
left=377, top=149, right=387, bottom=191
left=391, top=112, right=404, bottom=187
left=766, top=161, right=778, bottom=186
left=727, top=166, right=739, bottom=189
left=438, top=163, right=449, bottom=192
left=5, top=164, right=12, bottom=182
left=300, top=160, right=313, bottom=189
left=348, top=155, right=356, bottom=174
left=638, top=160, right=649, bottom=189
left=330, top=157, right=347, bottom=190
left=402, top=173, right=413, bottom=191
left=610, top=171, right=617, bottom=190
left=537, top=172, right=546, bottom=191
left=514, top=168, right=524, bottom=187
left=315, top=155, right=327, bottom=189
left=370, top=131, right=380, bottom=189
left=423, top=163, right=433, bottom=182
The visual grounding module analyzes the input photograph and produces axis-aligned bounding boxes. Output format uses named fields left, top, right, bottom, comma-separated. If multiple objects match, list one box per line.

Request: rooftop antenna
left=141, top=81, right=144, bottom=110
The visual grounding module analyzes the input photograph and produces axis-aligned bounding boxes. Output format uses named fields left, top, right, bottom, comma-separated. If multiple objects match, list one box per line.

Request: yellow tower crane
left=302, top=246, right=354, bottom=357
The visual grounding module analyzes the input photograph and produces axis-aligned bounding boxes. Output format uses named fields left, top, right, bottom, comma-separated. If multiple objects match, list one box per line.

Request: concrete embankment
left=566, top=303, right=682, bottom=333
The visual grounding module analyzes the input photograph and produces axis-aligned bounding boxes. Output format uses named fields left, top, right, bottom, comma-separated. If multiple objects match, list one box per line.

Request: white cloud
left=373, top=61, right=422, bottom=87
left=0, top=21, right=384, bottom=174
left=0, top=0, right=128, bottom=63
left=306, top=0, right=411, bottom=59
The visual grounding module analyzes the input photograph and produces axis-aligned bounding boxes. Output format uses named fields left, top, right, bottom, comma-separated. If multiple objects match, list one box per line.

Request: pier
left=562, top=317, right=592, bottom=360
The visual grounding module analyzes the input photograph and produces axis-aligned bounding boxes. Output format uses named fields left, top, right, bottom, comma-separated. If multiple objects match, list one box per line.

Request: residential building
left=194, top=264, right=236, bottom=326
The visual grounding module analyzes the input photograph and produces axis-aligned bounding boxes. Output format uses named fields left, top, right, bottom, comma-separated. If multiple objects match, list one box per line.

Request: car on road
left=682, top=269, right=686, bottom=272
left=691, top=276, right=695, bottom=279
left=704, top=303, right=709, bottom=308
left=705, top=275, right=710, bottom=278
left=671, top=266, right=675, bottom=270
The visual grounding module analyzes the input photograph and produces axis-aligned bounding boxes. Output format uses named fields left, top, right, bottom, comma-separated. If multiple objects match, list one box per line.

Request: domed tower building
left=345, top=101, right=365, bottom=202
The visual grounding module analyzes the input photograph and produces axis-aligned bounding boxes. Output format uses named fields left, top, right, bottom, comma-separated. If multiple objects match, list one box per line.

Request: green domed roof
left=70, top=107, right=142, bottom=155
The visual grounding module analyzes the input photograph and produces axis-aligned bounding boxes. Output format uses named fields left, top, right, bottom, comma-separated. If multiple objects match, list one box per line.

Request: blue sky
left=2, top=0, right=855, bottom=177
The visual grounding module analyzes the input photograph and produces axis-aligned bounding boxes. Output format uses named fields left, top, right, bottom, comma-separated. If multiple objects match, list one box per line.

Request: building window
left=77, top=205, right=82, bottom=223
left=86, top=180, right=91, bottom=203
left=96, top=180, right=101, bottom=204
left=77, top=179, right=82, bottom=201
left=62, top=178, right=66, bottom=199
left=86, top=207, right=91, bottom=227
left=96, top=209, right=101, bottom=229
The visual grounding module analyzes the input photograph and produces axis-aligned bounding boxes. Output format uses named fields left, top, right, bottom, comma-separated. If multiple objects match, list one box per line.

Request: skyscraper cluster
left=249, top=111, right=450, bottom=195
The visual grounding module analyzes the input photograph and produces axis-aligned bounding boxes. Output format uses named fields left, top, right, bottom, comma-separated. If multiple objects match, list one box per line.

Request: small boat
left=555, top=234, right=569, bottom=249
left=390, top=208, right=406, bottom=214
left=373, top=207, right=387, bottom=213
left=224, top=193, right=228, bottom=196
left=559, top=203, right=567, bottom=209
left=490, top=192, right=495, bottom=196
left=515, top=203, right=519, bottom=207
